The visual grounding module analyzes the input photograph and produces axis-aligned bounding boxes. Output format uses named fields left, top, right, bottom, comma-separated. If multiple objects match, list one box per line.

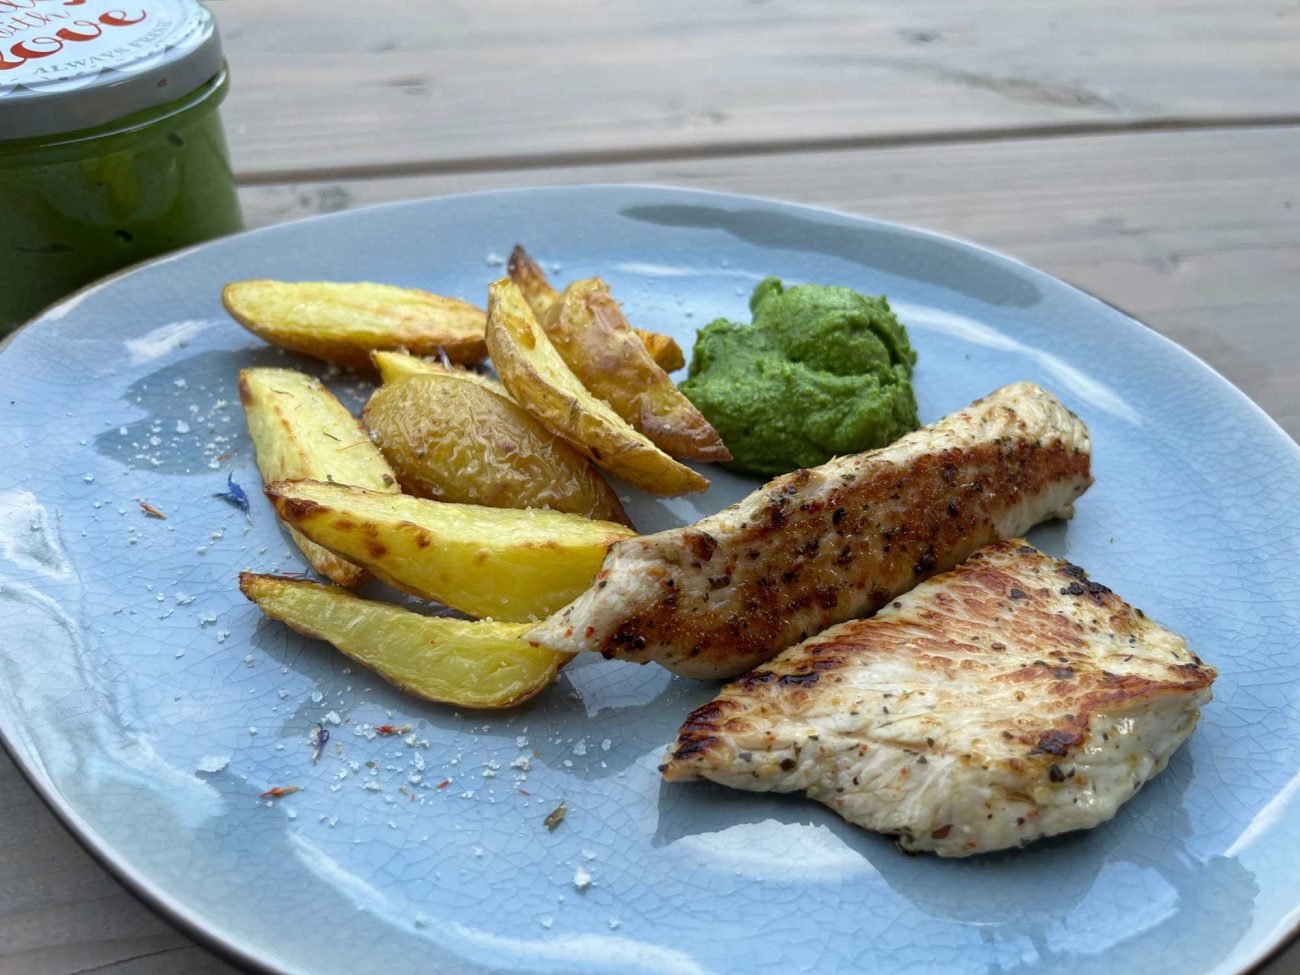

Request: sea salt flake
left=196, top=753, right=230, bottom=773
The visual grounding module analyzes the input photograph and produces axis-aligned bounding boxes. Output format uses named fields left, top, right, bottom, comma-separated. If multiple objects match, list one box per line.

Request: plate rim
left=2, top=182, right=1297, bottom=975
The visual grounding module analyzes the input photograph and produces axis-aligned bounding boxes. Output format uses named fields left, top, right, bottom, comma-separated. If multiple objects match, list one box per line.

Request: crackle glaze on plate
left=1, top=187, right=1298, bottom=975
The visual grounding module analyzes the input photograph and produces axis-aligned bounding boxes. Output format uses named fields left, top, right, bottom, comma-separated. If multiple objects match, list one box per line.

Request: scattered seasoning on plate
left=140, top=501, right=167, bottom=519
left=436, top=779, right=451, bottom=790
left=259, top=786, right=299, bottom=800
left=544, top=800, right=567, bottom=831
left=310, top=724, right=329, bottom=764
left=374, top=724, right=413, bottom=737
left=214, top=473, right=250, bottom=519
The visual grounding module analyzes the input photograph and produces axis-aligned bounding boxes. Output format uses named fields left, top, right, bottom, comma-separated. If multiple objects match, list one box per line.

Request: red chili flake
left=374, top=724, right=413, bottom=737
left=436, top=779, right=451, bottom=790
left=259, top=786, right=300, bottom=800
left=140, top=501, right=167, bottom=520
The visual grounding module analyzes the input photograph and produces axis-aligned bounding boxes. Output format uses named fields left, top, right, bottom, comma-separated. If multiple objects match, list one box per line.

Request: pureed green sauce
left=0, top=1, right=242, bottom=330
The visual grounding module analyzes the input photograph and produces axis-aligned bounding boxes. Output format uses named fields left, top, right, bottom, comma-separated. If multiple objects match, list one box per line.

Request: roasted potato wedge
left=239, top=368, right=399, bottom=586
left=508, top=245, right=684, bottom=373
left=264, top=479, right=636, bottom=621
left=635, top=328, right=685, bottom=373
left=240, top=573, right=569, bottom=708
left=485, top=279, right=708, bottom=495
left=507, top=245, right=560, bottom=323
left=544, top=278, right=730, bottom=462
left=223, top=280, right=487, bottom=370
left=363, top=374, right=629, bottom=524
left=370, top=350, right=511, bottom=399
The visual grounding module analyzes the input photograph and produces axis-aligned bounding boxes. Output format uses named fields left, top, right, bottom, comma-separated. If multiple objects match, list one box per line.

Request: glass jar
left=0, top=1, right=242, bottom=330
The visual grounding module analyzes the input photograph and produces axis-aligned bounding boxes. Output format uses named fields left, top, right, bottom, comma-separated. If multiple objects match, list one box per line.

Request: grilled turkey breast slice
left=528, top=382, right=1093, bottom=679
left=660, top=539, right=1215, bottom=856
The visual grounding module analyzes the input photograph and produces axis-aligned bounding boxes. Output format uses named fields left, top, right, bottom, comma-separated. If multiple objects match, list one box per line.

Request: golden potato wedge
left=223, top=280, right=487, bottom=370
left=507, top=245, right=683, bottom=372
left=634, top=328, right=685, bottom=373
left=370, top=350, right=511, bottom=399
left=507, top=245, right=560, bottom=323
left=363, top=375, right=630, bottom=524
left=239, top=368, right=399, bottom=586
left=240, top=573, right=568, bottom=708
left=264, top=479, right=636, bottom=621
left=485, top=279, right=708, bottom=495
left=543, top=278, right=730, bottom=462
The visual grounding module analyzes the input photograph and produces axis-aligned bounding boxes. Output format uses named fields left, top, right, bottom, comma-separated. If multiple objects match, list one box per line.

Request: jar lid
left=0, top=1, right=222, bottom=141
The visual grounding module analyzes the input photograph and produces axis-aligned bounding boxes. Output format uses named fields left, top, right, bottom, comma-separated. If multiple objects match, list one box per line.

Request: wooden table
left=3, top=2, right=1298, bottom=971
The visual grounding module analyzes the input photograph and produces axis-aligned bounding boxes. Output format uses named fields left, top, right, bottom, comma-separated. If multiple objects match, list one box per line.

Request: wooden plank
left=210, top=0, right=1300, bottom=179
left=0, top=749, right=240, bottom=974
left=236, top=125, right=1300, bottom=441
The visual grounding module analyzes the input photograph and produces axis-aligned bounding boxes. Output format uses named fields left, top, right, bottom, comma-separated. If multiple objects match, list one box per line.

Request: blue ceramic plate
left=2, top=187, right=1298, bottom=975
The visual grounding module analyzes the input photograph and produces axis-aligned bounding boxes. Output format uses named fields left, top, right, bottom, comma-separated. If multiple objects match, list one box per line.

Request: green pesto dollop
left=679, top=277, right=919, bottom=476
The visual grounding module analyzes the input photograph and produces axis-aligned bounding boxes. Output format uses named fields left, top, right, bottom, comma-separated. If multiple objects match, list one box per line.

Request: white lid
left=0, top=0, right=222, bottom=141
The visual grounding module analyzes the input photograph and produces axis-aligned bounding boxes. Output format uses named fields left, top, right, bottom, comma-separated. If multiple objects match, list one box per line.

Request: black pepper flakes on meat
left=1049, top=764, right=1066, bottom=783
left=913, top=545, right=937, bottom=574
left=687, top=530, right=717, bottom=562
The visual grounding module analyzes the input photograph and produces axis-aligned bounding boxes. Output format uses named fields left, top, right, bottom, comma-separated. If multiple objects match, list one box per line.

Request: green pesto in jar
left=0, top=67, right=243, bottom=330
left=680, top=277, right=920, bottom=477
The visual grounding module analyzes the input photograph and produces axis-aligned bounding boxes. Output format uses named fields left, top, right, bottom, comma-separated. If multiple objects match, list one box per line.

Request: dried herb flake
left=543, top=800, right=568, bottom=831
left=311, top=723, right=329, bottom=764
left=214, top=473, right=251, bottom=521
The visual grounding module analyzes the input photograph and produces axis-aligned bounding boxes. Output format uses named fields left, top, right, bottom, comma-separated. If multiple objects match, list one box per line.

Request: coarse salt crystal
left=196, top=753, right=230, bottom=773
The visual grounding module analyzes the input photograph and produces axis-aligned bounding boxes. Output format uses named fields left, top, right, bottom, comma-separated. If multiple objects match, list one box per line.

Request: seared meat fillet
left=661, top=540, right=1215, bottom=856
left=528, top=383, right=1092, bottom=678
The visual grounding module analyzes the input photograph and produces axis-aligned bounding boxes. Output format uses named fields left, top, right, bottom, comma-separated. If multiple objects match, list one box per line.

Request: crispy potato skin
left=264, top=479, right=636, bottom=622
left=370, top=350, right=511, bottom=398
left=223, top=280, right=487, bottom=370
left=238, top=368, right=399, bottom=586
left=507, top=245, right=560, bottom=322
left=239, top=573, right=569, bottom=708
left=485, top=279, right=708, bottom=495
left=363, top=375, right=630, bottom=525
left=634, top=329, right=686, bottom=373
left=544, top=279, right=729, bottom=461
left=508, top=245, right=684, bottom=373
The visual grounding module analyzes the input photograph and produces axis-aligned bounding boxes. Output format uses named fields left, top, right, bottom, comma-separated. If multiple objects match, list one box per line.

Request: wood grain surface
left=3, top=0, right=1298, bottom=972
left=210, top=0, right=1300, bottom=179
